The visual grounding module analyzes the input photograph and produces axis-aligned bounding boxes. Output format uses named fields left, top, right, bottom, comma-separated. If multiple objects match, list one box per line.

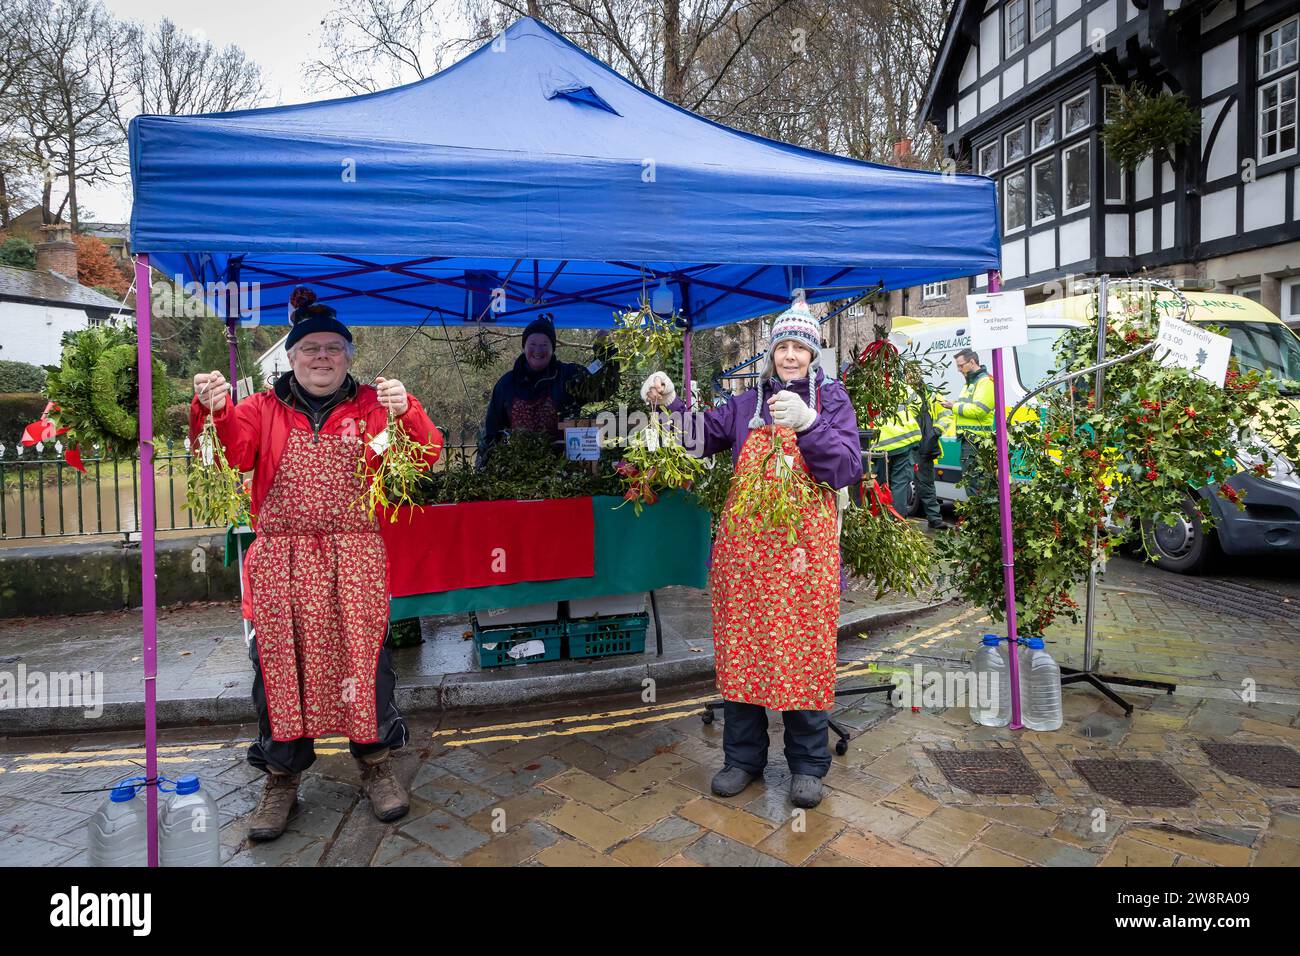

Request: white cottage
left=0, top=225, right=125, bottom=366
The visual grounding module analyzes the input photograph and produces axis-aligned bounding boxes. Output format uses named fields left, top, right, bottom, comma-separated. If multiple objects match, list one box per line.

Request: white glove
left=640, top=371, right=677, bottom=407
left=769, top=389, right=817, bottom=432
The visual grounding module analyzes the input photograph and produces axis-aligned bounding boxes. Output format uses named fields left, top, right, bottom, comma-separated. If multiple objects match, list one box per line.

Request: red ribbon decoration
left=20, top=402, right=85, bottom=472
left=861, top=477, right=906, bottom=522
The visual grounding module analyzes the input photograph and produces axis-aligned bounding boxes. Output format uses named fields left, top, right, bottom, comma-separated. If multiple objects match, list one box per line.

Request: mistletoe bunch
left=840, top=483, right=936, bottom=599
left=609, top=302, right=681, bottom=378
left=611, top=411, right=707, bottom=515
left=354, top=412, right=443, bottom=523
left=456, top=329, right=504, bottom=373
left=186, top=416, right=250, bottom=527
left=725, top=425, right=833, bottom=545
left=843, top=333, right=909, bottom=428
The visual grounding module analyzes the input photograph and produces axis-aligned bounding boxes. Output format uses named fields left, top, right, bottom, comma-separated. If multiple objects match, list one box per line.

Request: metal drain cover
left=1200, top=741, right=1300, bottom=788
left=1072, top=758, right=1198, bottom=807
left=927, top=749, right=1046, bottom=795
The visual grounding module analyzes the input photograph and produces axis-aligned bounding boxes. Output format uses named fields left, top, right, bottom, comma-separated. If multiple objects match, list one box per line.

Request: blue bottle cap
left=174, top=774, right=200, bottom=795
left=981, top=634, right=1002, bottom=646
left=110, top=784, right=137, bottom=802
left=1025, top=637, right=1046, bottom=649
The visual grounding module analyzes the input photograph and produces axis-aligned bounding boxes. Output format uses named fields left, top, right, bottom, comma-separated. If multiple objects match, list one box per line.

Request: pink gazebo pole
left=682, top=322, right=692, bottom=407
left=987, top=270, right=1023, bottom=730
left=226, top=318, right=239, bottom=405
left=133, top=253, right=160, bottom=864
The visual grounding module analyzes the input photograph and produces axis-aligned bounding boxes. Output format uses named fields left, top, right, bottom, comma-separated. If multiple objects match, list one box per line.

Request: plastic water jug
left=88, top=782, right=147, bottom=867
left=160, top=774, right=220, bottom=866
left=1019, top=637, right=1063, bottom=732
left=970, top=634, right=1011, bottom=727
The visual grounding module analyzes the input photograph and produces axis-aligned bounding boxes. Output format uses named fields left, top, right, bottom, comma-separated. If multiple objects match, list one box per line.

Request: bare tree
left=304, top=0, right=797, bottom=107
left=114, top=17, right=266, bottom=128
left=0, top=0, right=33, bottom=226
left=9, top=0, right=130, bottom=229
left=304, top=0, right=450, bottom=95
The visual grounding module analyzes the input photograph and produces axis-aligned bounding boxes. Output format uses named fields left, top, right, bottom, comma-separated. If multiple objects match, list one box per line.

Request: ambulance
left=889, top=291, right=1300, bottom=573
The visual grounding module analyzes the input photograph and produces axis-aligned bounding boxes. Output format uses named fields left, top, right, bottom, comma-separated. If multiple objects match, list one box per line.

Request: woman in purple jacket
left=642, top=302, right=862, bottom=809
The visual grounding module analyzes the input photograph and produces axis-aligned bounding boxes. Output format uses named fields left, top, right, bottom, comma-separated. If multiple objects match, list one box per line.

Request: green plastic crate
left=565, top=611, right=648, bottom=659
left=471, top=616, right=563, bottom=668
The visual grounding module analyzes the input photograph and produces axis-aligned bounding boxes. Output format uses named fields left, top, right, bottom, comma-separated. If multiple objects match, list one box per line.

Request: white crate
left=476, top=602, right=559, bottom=627
left=567, top=593, right=647, bottom=618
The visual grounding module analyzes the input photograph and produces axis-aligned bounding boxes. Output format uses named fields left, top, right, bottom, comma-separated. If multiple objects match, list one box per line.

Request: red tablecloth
left=379, top=497, right=596, bottom=597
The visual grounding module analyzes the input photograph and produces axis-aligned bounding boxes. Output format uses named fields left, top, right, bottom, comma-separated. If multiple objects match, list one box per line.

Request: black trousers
left=246, top=625, right=408, bottom=776
left=959, top=437, right=984, bottom=497
left=722, top=701, right=832, bottom=778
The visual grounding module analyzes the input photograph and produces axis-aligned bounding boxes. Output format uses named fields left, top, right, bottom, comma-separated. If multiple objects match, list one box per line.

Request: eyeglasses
left=297, top=344, right=348, bottom=358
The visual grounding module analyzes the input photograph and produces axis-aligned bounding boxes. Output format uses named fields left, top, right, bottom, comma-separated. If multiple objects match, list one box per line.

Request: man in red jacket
left=191, top=289, right=443, bottom=841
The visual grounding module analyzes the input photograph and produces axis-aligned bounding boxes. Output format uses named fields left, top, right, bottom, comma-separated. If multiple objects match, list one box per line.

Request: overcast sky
left=85, top=0, right=338, bottom=223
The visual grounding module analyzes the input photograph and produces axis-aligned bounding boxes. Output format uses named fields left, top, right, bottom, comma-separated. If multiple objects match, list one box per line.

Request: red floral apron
left=711, top=424, right=841, bottom=711
left=510, top=395, right=560, bottom=437
left=244, top=430, right=389, bottom=742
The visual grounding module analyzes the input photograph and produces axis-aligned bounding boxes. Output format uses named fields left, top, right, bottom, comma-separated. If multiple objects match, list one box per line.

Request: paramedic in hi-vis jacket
left=942, top=348, right=994, bottom=497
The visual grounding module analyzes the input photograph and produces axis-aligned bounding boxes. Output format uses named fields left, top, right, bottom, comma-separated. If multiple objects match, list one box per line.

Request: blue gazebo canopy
left=129, top=17, right=999, bottom=330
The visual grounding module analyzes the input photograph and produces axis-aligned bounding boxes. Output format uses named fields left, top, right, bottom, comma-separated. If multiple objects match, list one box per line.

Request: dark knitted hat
left=285, top=287, right=351, bottom=350
left=521, top=313, right=557, bottom=349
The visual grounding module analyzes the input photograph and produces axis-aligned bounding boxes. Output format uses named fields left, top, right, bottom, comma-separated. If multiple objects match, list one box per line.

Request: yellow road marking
left=11, top=756, right=215, bottom=773
left=443, top=708, right=702, bottom=746
left=16, top=742, right=233, bottom=762
left=13, top=735, right=348, bottom=764
left=429, top=692, right=721, bottom=738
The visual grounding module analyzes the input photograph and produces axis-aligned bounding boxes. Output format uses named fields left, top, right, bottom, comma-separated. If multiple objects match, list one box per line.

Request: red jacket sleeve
left=396, top=395, right=443, bottom=468
left=188, top=393, right=263, bottom=472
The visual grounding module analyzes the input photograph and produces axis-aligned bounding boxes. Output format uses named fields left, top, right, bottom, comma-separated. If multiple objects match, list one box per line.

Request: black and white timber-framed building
left=890, top=0, right=1300, bottom=329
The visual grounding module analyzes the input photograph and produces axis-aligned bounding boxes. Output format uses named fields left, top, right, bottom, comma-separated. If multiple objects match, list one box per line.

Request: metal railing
left=0, top=431, right=484, bottom=542
left=0, top=437, right=208, bottom=541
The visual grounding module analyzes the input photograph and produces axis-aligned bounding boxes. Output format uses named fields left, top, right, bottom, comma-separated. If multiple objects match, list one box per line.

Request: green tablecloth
left=389, top=491, right=710, bottom=618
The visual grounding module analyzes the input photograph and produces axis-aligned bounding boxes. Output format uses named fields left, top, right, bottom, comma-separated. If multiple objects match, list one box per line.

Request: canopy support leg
left=135, top=253, right=160, bottom=866
left=987, top=270, right=1024, bottom=730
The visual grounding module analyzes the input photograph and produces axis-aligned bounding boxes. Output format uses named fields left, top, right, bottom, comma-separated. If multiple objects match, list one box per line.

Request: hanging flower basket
left=1101, top=85, right=1200, bottom=171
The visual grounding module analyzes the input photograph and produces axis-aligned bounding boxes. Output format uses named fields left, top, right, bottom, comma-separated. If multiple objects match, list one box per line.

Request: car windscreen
left=1013, top=325, right=1070, bottom=392
left=1216, top=321, right=1300, bottom=394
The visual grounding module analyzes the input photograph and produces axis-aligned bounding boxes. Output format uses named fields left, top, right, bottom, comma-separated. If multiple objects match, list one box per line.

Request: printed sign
left=565, top=426, right=602, bottom=461
left=967, top=290, right=1028, bottom=350
left=1154, top=315, right=1232, bottom=387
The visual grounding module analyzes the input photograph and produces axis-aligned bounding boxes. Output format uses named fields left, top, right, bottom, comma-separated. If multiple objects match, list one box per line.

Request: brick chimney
left=36, top=223, right=78, bottom=278
left=892, top=137, right=914, bottom=163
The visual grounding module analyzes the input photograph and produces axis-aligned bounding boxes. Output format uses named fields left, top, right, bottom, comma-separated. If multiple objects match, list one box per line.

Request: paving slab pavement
left=0, top=578, right=947, bottom=733
left=2, top=556, right=1298, bottom=867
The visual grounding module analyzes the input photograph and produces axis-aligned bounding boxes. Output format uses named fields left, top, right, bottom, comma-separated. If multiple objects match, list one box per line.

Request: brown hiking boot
left=356, top=751, right=409, bottom=823
left=247, top=771, right=300, bottom=841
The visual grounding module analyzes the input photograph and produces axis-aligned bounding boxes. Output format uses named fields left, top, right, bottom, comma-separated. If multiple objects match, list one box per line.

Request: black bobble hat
left=285, top=287, right=352, bottom=350
left=521, top=313, right=557, bottom=349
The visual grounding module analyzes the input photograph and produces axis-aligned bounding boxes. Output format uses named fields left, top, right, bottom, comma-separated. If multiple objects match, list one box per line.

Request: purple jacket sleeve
left=795, top=380, right=863, bottom=489
left=667, top=395, right=742, bottom=459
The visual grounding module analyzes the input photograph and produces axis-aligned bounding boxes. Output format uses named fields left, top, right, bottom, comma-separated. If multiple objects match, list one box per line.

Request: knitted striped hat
left=748, top=300, right=822, bottom=429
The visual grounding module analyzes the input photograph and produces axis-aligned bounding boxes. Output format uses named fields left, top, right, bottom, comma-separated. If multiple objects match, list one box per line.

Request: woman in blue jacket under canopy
left=477, top=313, right=620, bottom=463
